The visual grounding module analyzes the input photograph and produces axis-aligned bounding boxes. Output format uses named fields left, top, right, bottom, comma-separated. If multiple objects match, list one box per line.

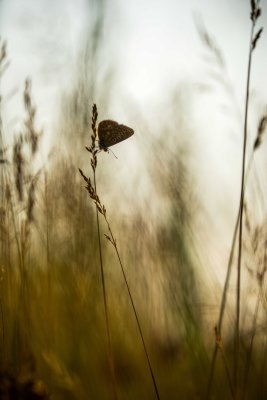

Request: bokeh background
left=1, top=0, right=267, bottom=399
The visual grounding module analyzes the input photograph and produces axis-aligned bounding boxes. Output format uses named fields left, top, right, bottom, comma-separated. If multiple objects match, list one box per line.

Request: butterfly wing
left=98, top=120, right=134, bottom=151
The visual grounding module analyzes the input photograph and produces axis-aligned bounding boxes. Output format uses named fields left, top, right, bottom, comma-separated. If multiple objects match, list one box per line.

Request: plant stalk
left=234, top=21, right=255, bottom=397
left=93, top=171, right=118, bottom=400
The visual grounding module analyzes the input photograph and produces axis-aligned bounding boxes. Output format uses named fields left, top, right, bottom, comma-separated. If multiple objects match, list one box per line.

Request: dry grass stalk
left=206, top=2, right=264, bottom=399
left=80, top=104, right=118, bottom=400
left=23, top=79, right=42, bottom=156
left=0, top=39, right=10, bottom=78
left=13, top=135, right=25, bottom=202
left=11, top=81, right=41, bottom=273
left=214, top=326, right=234, bottom=399
left=234, top=3, right=263, bottom=395
left=253, top=109, right=267, bottom=150
left=241, top=211, right=267, bottom=399
left=80, top=104, right=161, bottom=400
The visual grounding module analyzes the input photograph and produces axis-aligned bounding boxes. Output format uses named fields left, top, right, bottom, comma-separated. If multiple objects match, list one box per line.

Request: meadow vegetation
left=0, top=1, right=267, bottom=399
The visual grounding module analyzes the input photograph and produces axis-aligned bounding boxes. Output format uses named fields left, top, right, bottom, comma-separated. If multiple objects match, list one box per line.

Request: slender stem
left=93, top=171, right=118, bottom=400
left=220, top=346, right=235, bottom=400
left=241, top=284, right=261, bottom=400
left=105, top=218, right=161, bottom=400
left=206, top=153, right=253, bottom=400
left=234, top=22, right=255, bottom=397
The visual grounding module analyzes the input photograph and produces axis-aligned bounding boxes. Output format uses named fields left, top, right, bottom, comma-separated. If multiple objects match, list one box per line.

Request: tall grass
left=0, top=1, right=267, bottom=399
left=79, top=104, right=161, bottom=400
left=206, top=1, right=266, bottom=399
left=79, top=104, right=118, bottom=400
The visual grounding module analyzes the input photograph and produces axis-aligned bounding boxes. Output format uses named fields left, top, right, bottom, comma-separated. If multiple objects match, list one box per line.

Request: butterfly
left=98, top=120, right=134, bottom=152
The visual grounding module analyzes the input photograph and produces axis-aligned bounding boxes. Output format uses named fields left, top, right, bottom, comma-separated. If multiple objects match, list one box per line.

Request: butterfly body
left=98, top=120, right=134, bottom=152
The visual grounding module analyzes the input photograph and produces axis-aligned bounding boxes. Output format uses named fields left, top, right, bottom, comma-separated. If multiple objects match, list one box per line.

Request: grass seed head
left=254, top=110, right=267, bottom=150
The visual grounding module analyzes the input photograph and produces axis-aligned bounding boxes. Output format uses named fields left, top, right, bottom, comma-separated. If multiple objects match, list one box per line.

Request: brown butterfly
left=98, top=120, right=134, bottom=152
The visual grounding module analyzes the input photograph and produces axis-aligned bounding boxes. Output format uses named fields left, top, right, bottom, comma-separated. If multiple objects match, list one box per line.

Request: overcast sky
left=1, top=0, right=267, bottom=207
left=1, top=0, right=266, bottom=123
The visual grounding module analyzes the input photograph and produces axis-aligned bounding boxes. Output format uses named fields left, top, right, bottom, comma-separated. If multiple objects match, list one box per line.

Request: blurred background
left=0, top=0, right=267, bottom=399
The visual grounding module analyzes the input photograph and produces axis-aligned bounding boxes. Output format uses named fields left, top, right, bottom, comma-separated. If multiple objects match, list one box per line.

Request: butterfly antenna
left=109, top=148, right=118, bottom=159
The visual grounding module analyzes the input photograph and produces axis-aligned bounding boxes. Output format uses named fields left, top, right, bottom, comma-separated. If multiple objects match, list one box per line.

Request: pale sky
left=1, top=0, right=267, bottom=253
left=1, top=0, right=266, bottom=125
